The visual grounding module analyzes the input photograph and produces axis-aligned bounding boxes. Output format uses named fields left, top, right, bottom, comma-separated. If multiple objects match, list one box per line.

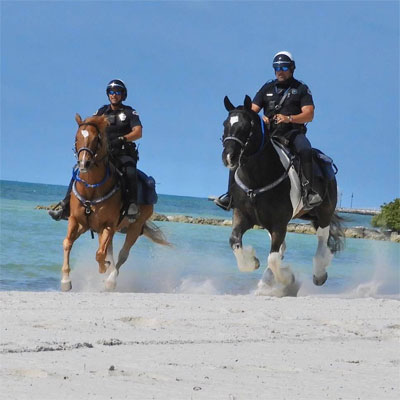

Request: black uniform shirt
left=94, top=104, right=142, bottom=142
left=253, top=77, right=314, bottom=120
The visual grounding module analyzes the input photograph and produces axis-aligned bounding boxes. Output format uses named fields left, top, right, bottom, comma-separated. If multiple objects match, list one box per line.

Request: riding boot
left=301, top=161, right=322, bottom=210
left=125, top=167, right=139, bottom=223
left=48, top=179, right=73, bottom=221
left=214, top=170, right=235, bottom=211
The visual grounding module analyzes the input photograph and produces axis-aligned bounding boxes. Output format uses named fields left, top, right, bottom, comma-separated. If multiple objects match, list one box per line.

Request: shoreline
left=1, top=291, right=399, bottom=399
left=36, top=205, right=399, bottom=242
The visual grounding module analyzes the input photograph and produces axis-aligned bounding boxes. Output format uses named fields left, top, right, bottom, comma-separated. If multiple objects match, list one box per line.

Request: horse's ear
left=224, top=96, right=235, bottom=111
left=75, top=113, right=82, bottom=125
left=244, top=95, right=252, bottom=110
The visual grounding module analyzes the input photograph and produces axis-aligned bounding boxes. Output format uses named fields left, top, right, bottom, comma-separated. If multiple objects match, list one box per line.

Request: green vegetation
left=371, top=198, right=400, bottom=232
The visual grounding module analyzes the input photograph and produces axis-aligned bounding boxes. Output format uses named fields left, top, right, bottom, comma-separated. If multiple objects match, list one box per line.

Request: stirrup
left=127, top=203, right=139, bottom=223
left=214, top=193, right=232, bottom=211
left=303, top=191, right=323, bottom=211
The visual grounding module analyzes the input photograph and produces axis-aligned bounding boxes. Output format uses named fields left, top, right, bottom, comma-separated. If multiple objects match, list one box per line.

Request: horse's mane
left=82, top=115, right=109, bottom=133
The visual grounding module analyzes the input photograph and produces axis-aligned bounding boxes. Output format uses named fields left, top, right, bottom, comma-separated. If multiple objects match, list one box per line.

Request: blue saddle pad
left=137, top=169, right=158, bottom=205
left=312, top=148, right=337, bottom=181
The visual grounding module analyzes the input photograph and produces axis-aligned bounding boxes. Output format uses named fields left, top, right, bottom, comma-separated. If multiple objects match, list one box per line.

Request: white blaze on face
left=81, top=129, right=89, bottom=138
left=230, top=116, right=239, bottom=126
left=80, top=130, right=89, bottom=165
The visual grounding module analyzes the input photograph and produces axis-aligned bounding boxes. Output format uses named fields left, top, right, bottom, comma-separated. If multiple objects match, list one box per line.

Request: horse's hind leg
left=313, top=226, right=333, bottom=286
left=230, top=209, right=259, bottom=272
left=116, top=205, right=153, bottom=271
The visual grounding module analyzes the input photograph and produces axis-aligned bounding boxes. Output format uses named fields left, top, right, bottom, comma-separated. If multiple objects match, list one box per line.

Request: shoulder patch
left=132, top=110, right=139, bottom=116
left=307, top=89, right=312, bottom=95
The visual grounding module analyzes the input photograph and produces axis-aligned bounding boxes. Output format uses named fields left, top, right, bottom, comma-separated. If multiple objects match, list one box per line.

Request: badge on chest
left=119, top=112, right=126, bottom=122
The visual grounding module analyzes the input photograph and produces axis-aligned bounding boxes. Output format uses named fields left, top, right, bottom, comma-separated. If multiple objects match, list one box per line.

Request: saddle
left=116, top=168, right=158, bottom=206
left=272, top=139, right=337, bottom=197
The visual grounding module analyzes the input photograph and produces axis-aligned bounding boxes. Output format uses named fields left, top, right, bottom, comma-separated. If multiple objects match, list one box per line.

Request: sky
left=1, top=0, right=399, bottom=209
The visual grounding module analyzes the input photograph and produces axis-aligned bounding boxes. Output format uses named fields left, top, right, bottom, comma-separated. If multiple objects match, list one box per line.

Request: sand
left=1, top=292, right=399, bottom=400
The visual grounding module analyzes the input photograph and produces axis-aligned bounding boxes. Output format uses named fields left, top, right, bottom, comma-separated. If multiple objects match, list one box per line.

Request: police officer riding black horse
left=215, top=51, right=322, bottom=211
left=49, top=79, right=142, bottom=222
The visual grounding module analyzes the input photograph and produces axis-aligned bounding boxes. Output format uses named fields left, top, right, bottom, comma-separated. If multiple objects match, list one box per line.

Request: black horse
left=221, top=95, right=344, bottom=296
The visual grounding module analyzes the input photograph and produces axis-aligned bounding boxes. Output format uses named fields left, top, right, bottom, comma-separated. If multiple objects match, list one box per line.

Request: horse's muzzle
left=78, top=159, right=92, bottom=173
left=222, top=150, right=238, bottom=170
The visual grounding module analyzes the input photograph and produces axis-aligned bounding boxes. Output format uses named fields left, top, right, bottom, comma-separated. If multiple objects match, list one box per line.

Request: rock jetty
left=37, top=205, right=399, bottom=242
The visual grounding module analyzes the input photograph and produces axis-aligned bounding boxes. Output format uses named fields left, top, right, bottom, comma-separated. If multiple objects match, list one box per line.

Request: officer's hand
left=262, top=116, right=270, bottom=124
left=109, top=136, right=125, bottom=150
left=274, top=114, right=290, bottom=124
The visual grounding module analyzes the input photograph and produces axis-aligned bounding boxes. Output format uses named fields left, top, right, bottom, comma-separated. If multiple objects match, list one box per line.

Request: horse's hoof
left=313, top=272, right=328, bottom=286
left=105, top=280, right=116, bottom=291
left=61, top=280, right=72, bottom=292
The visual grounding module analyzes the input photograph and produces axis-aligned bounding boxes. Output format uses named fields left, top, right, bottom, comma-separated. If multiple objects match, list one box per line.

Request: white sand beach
left=1, top=292, right=399, bottom=400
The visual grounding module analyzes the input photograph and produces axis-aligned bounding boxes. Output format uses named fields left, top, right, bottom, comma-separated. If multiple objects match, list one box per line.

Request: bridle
left=222, top=110, right=265, bottom=165
left=75, top=122, right=106, bottom=165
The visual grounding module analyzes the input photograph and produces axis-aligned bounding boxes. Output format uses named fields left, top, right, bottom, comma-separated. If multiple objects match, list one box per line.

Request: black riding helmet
left=272, top=51, right=296, bottom=71
left=106, top=79, right=127, bottom=101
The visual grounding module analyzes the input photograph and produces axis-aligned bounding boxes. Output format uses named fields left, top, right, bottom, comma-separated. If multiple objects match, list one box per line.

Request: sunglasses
left=108, top=90, right=122, bottom=95
left=274, top=66, right=290, bottom=72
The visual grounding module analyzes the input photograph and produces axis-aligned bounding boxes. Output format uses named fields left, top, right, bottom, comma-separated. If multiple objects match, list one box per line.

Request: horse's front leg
left=104, top=238, right=118, bottom=291
left=96, top=226, right=115, bottom=274
left=61, top=218, right=82, bottom=291
left=257, top=227, right=295, bottom=295
left=230, top=209, right=259, bottom=272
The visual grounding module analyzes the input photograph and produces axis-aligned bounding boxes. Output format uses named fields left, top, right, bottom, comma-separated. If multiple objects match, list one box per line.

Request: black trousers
left=115, top=155, right=138, bottom=204
left=290, top=133, right=313, bottom=186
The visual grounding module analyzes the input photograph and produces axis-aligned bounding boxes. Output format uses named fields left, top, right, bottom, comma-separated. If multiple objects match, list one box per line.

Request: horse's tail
left=143, top=221, right=172, bottom=247
left=327, top=212, right=345, bottom=254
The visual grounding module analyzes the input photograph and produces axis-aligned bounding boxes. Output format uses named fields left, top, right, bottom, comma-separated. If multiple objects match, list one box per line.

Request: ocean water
left=0, top=180, right=399, bottom=297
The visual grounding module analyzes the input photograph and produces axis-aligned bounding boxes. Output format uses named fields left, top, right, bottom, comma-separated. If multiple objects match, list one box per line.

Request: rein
left=234, top=158, right=293, bottom=200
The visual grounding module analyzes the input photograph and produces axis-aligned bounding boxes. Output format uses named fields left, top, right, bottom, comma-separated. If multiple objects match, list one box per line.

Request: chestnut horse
left=61, top=114, right=169, bottom=291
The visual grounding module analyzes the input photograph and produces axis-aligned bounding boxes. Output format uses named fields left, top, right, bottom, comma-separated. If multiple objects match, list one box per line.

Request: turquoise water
left=0, top=180, right=398, bottom=297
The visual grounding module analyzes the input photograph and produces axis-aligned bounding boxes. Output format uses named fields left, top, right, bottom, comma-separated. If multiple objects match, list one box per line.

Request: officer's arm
left=291, top=105, right=314, bottom=124
left=252, top=103, right=271, bottom=124
left=123, top=125, right=142, bottom=142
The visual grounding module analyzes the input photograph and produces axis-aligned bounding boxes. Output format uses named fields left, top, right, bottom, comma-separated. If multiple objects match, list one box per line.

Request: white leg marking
left=233, top=246, right=260, bottom=272
left=105, top=244, right=118, bottom=290
left=267, top=252, right=293, bottom=285
left=279, top=240, right=286, bottom=259
left=313, top=226, right=333, bottom=279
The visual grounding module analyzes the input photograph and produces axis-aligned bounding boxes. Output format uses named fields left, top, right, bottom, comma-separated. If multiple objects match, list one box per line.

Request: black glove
left=109, top=136, right=126, bottom=151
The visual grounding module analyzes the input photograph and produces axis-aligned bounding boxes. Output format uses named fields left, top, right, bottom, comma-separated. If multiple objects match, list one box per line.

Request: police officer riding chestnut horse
left=50, top=80, right=169, bottom=291
left=215, top=52, right=344, bottom=295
